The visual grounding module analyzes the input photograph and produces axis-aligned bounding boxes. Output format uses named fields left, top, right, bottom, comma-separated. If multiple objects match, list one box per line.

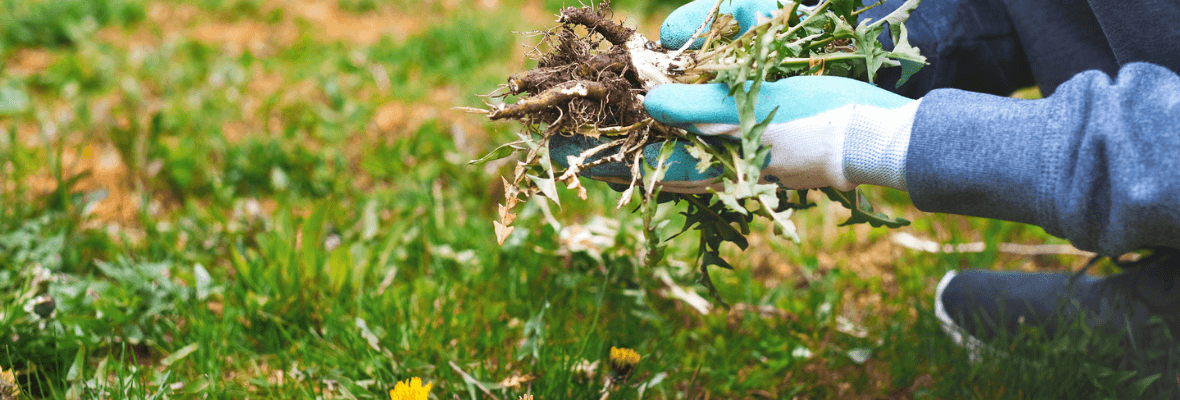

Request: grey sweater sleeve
left=906, top=62, right=1180, bottom=256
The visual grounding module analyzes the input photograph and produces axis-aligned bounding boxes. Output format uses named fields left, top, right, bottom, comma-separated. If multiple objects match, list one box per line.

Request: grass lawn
left=1, top=0, right=1176, bottom=398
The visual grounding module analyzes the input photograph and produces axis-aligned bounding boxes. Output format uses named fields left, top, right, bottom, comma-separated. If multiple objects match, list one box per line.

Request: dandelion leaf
left=821, top=187, right=910, bottom=228
left=702, top=250, right=735, bottom=271
left=526, top=174, right=561, bottom=206
left=758, top=193, right=800, bottom=242
left=829, top=0, right=864, bottom=21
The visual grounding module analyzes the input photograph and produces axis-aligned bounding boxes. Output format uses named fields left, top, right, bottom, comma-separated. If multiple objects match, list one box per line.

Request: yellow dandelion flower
left=390, top=377, right=432, bottom=400
left=608, top=346, right=640, bottom=373
left=0, top=367, right=20, bottom=399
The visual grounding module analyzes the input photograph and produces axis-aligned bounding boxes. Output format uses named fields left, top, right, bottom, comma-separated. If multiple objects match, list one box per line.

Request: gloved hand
left=646, top=77, right=920, bottom=192
left=551, top=0, right=922, bottom=193
left=553, top=77, right=920, bottom=193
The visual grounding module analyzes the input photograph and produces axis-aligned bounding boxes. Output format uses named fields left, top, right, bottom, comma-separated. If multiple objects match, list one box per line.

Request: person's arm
left=907, top=62, right=1180, bottom=255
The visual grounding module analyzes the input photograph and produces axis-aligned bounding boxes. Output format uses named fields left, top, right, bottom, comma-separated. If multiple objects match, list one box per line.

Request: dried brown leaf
left=494, top=221, right=515, bottom=245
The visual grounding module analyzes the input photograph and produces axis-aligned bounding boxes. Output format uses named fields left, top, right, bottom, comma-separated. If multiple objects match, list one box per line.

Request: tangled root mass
left=490, top=4, right=655, bottom=134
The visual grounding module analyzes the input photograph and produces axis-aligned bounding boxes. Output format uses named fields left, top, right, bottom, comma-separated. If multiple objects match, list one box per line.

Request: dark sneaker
left=935, top=249, right=1180, bottom=357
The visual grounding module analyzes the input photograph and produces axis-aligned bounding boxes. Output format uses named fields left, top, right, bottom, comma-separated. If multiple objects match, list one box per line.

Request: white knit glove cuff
left=842, top=99, right=921, bottom=191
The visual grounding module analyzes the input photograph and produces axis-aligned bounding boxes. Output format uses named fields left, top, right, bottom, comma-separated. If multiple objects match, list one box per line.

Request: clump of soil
left=488, top=3, right=666, bottom=136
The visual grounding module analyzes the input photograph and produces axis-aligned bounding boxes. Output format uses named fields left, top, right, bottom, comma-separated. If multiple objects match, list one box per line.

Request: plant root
left=508, top=46, right=631, bottom=95
left=557, top=5, right=634, bottom=46
left=482, top=2, right=692, bottom=244
left=489, top=4, right=656, bottom=134
left=490, top=80, right=609, bottom=120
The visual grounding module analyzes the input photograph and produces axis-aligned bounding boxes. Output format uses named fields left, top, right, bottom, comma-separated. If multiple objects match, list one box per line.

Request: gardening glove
left=660, top=0, right=805, bottom=50
left=552, top=76, right=920, bottom=193
left=551, top=0, right=919, bottom=193
left=645, top=76, right=921, bottom=192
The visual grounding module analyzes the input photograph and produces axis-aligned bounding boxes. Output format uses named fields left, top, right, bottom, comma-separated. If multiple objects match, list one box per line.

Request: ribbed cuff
left=842, top=100, right=921, bottom=191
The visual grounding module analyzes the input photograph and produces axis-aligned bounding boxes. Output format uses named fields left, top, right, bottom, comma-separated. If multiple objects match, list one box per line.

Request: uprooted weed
left=494, top=22, right=647, bottom=131
left=471, top=3, right=688, bottom=243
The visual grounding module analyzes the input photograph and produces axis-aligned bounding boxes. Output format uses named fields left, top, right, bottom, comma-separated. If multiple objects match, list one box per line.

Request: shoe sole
left=935, top=270, right=988, bottom=363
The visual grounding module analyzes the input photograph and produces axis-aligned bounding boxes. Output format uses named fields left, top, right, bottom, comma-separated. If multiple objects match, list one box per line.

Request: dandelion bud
left=608, top=346, right=641, bottom=377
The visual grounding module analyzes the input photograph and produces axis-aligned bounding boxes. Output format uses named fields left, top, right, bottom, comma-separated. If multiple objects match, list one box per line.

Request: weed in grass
left=608, top=346, right=640, bottom=381
left=0, top=212, right=190, bottom=397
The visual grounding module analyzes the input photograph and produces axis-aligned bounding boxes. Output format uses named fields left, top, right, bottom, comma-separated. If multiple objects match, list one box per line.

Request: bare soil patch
left=23, top=143, right=142, bottom=227
left=4, top=48, right=55, bottom=76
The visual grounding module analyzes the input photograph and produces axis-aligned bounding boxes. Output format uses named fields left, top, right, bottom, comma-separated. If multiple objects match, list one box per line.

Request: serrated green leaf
left=833, top=15, right=856, bottom=38
left=702, top=251, right=734, bottom=270
left=852, top=22, right=889, bottom=83
left=887, top=23, right=927, bottom=86
left=716, top=191, right=745, bottom=216
left=711, top=220, right=749, bottom=249
left=647, top=139, right=678, bottom=193
left=758, top=193, right=799, bottom=242
left=876, top=0, right=923, bottom=34
left=745, top=107, right=777, bottom=163
left=821, top=187, right=910, bottom=228
left=829, top=0, right=863, bottom=22
left=894, top=58, right=924, bottom=87
left=697, top=249, right=730, bottom=310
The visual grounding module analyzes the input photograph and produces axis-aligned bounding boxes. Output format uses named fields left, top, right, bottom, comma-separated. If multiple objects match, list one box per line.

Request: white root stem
left=624, top=33, right=701, bottom=90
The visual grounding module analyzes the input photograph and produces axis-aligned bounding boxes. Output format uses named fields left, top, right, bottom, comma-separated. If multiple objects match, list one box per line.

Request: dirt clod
left=491, top=6, right=650, bottom=134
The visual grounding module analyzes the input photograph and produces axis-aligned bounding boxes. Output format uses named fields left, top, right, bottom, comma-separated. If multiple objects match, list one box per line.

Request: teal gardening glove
left=552, top=0, right=922, bottom=193
left=647, top=77, right=920, bottom=192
